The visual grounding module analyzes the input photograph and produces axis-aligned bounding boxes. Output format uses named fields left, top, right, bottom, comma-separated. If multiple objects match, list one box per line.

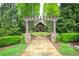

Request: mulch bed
left=69, top=41, right=79, bottom=46
left=0, top=45, right=13, bottom=50
left=53, top=41, right=79, bottom=49
left=69, top=42, right=79, bottom=54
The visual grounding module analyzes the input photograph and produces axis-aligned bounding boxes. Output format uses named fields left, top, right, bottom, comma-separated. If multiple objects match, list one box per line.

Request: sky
left=40, top=3, right=44, bottom=16
left=39, top=3, right=60, bottom=17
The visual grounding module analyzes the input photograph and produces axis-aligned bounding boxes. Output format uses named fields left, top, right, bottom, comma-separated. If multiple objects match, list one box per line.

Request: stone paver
left=21, top=36, right=61, bottom=56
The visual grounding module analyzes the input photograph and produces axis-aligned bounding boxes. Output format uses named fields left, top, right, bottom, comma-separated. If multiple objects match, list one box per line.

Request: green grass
left=0, top=44, right=26, bottom=56
left=31, top=32, right=50, bottom=36
left=58, top=43, right=78, bottom=56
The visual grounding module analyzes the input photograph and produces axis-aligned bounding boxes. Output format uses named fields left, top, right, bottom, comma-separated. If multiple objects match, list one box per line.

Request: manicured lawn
left=58, top=43, right=79, bottom=56
left=31, top=32, right=50, bottom=36
left=0, top=44, right=26, bottom=56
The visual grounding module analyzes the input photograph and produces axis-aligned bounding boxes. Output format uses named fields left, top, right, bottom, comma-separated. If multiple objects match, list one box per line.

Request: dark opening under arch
left=35, top=22, right=47, bottom=32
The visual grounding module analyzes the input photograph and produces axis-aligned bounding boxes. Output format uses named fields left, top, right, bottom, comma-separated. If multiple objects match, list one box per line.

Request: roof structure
left=35, top=21, right=46, bottom=26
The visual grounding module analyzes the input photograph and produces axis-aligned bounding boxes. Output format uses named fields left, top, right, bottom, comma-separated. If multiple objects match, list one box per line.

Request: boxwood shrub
left=0, top=35, right=25, bottom=47
left=56, top=33, right=79, bottom=42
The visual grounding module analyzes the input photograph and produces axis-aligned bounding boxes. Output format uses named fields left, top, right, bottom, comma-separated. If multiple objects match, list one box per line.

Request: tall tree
left=57, top=3, right=79, bottom=33
left=16, top=3, right=40, bottom=33
left=60, top=3, right=79, bottom=23
left=43, top=3, right=60, bottom=17
left=0, top=3, right=20, bottom=36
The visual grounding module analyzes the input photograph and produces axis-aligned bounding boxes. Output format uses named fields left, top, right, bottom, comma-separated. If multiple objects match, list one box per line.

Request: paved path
left=21, top=36, right=61, bottom=56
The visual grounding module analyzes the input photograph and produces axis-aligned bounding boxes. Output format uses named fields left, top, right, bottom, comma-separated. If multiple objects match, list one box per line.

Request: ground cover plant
left=58, top=43, right=79, bottom=56
left=31, top=32, right=50, bottom=36
left=0, top=44, right=26, bottom=56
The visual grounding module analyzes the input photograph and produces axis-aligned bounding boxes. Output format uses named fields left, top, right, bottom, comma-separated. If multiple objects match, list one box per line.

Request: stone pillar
left=53, top=17, right=57, bottom=33
left=51, top=17, right=57, bottom=42
left=25, top=17, right=30, bottom=45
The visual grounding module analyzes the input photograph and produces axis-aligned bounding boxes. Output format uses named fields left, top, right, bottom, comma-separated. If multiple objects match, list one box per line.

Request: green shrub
left=20, top=34, right=26, bottom=43
left=56, top=33, right=79, bottom=42
left=56, top=34, right=61, bottom=42
left=58, top=43, right=78, bottom=56
left=0, top=35, right=25, bottom=47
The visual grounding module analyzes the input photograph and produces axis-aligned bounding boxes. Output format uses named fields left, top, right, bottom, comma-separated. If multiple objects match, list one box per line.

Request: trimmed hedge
left=56, top=33, right=79, bottom=42
left=0, top=35, right=25, bottom=47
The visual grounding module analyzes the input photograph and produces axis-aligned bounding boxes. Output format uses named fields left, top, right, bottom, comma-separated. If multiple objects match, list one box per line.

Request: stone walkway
left=21, top=36, right=61, bottom=56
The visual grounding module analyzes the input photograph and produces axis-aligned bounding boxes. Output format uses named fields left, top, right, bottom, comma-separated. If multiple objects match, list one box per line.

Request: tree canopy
left=0, top=3, right=79, bottom=36
left=0, top=3, right=20, bottom=36
left=0, top=3, right=40, bottom=36
left=57, top=3, right=79, bottom=33
left=43, top=3, right=60, bottom=17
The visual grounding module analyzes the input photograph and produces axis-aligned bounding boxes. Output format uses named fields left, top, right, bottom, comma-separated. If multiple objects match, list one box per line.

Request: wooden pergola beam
left=25, top=16, right=57, bottom=21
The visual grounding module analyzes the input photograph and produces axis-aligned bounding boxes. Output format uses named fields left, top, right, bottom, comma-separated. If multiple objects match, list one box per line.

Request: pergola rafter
left=25, top=16, right=57, bottom=20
